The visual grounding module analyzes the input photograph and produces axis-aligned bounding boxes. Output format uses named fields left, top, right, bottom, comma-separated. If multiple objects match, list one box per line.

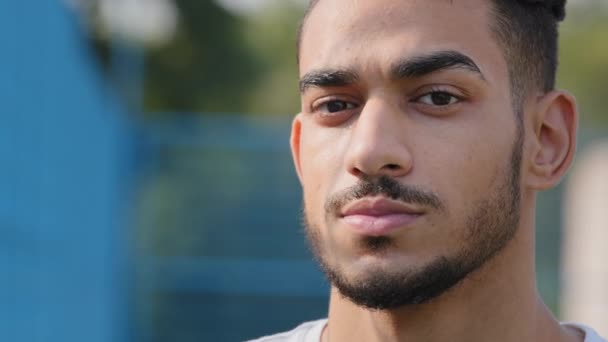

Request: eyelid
left=310, top=95, right=360, bottom=113
left=412, top=84, right=466, bottom=98
left=417, top=93, right=459, bottom=106
left=410, top=84, right=470, bottom=104
left=406, top=84, right=470, bottom=117
left=308, top=96, right=360, bottom=126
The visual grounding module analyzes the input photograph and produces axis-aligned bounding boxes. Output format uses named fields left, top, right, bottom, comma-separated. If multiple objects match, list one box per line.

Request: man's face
left=293, top=0, right=524, bottom=309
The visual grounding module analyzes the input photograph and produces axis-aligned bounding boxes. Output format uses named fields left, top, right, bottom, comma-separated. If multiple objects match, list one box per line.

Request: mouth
left=339, top=197, right=424, bottom=236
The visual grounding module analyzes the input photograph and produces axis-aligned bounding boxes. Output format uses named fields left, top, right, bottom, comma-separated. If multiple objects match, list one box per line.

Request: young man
left=250, top=0, right=606, bottom=341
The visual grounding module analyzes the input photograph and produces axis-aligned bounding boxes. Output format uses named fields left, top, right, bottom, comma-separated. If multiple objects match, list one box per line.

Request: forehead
left=299, top=0, right=506, bottom=83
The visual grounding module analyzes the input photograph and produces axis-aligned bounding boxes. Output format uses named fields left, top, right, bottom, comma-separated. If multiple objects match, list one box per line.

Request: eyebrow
left=299, top=69, right=359, bottom=93
left=390, top=50, right=485, bottom=81
left=299, top=50, right=485, bottom=93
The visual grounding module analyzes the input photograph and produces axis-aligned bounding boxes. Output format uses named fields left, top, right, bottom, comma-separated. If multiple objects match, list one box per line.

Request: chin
left=321, top=249, right=478, bottom=310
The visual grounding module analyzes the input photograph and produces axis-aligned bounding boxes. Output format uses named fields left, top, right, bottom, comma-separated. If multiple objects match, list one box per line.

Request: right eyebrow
left=299, top=69, right=359, bottom=93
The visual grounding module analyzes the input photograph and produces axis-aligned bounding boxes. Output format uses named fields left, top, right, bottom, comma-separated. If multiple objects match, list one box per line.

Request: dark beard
left=303, top=130, right=523, bottom=310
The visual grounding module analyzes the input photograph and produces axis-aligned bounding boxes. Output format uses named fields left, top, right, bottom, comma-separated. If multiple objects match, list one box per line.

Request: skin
left=290, top=0, right=580, bottom=341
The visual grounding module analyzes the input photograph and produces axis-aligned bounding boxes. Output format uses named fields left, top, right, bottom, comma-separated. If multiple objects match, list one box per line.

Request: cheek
left=299, top=125, right=346, bottom=204
left=416, top=115, right=515, bottom=217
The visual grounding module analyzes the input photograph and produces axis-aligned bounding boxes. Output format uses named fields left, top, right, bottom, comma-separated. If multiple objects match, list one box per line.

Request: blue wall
left=0, top=2, right=130, bottom=341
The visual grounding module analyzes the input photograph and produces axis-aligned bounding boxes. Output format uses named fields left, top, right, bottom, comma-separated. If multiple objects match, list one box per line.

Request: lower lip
left=341, top=214, right=421, bottom=236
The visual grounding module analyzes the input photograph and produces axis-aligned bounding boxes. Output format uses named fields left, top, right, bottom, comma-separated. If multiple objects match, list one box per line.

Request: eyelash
left=310, top=87, right=464, bottom=117
left=314, top=100, right=357, bottom=114
left=311, top=96, right=360, bottom=115
left=412, top=87, right=463, bottom=106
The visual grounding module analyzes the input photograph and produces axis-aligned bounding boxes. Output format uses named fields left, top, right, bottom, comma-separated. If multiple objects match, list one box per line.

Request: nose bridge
left=351, top=99, right=394, bottom=153
left=345, top=96, right=412, bottom=178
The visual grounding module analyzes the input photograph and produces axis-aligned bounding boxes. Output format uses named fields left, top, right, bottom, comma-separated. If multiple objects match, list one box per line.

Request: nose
left=344, top=99, right=413, bottom=179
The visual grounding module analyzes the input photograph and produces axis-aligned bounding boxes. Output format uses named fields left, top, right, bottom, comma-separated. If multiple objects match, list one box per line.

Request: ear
left=290, top=113, right=304, bottom=184
left=526, top=90, right=578, bottom=190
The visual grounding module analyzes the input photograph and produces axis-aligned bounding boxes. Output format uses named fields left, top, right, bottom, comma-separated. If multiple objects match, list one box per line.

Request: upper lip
left=340, top=197, right=424, bottom=217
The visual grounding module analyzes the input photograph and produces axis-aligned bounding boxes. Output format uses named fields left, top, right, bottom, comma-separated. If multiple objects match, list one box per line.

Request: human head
left=291, top=0, right=576, bottom=309
left=297, top=0, right=567, bottom=111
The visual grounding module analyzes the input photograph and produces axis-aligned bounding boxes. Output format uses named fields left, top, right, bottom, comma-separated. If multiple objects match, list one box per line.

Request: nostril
left=349, top=167, right=364, bottom=178
left=385, top=164, right=400, bottom=170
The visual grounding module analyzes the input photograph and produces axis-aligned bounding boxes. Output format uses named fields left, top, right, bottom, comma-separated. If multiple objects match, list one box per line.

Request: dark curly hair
left=296, top=0, right=567, bottom=109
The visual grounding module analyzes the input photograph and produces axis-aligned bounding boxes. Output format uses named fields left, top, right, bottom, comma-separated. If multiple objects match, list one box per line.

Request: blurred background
left=1, top=0, right=607, bottom=341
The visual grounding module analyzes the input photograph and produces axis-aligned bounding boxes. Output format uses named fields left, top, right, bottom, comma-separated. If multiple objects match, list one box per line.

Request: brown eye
left=320, top=100, right=357, bottom=113
left=418, top=91, right=459, bottom=106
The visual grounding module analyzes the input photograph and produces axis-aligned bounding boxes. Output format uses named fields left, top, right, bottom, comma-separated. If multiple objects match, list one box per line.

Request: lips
left=339, top=197, right=423, bottom=236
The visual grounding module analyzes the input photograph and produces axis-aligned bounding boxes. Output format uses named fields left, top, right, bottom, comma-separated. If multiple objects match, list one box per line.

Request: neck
left=324, top=204, right=579, bottom=342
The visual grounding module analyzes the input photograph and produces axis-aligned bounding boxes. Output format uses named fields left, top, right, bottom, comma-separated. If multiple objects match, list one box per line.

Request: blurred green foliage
left=89, top=0, right=303, bottom=117
left=558, top=4, right=608, bottom=126
left=143, top=2, right=257, bottom=114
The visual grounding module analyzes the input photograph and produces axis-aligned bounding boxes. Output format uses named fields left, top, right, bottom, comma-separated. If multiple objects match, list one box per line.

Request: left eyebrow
left=390, top=50, right=486, bottom=81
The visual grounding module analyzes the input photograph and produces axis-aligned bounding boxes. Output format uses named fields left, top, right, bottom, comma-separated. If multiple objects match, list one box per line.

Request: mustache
left=325, top=175, right=444, bottom=214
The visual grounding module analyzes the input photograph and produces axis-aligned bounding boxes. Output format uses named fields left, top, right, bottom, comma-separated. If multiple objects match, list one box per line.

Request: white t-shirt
left=246, top=319, right=607, bottom=342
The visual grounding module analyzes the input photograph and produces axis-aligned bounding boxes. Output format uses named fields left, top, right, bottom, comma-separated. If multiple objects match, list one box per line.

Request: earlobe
left=290, top=114, right=304, bottom=183
left=527, top=90, right=578, bottom=190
